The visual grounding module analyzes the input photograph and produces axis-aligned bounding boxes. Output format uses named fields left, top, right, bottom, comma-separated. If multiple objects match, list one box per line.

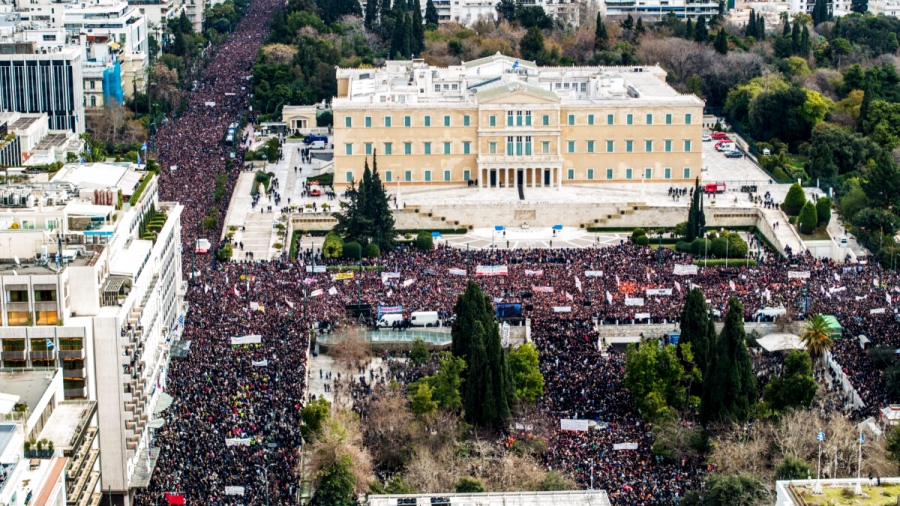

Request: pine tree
left=714, top=28, right=728, bottom=54
left=365, top=0, right=378, bottom=29
left=331, top=153, right=395, bottom=247
left=678, top=288, right=711, bottom=377
left=694, top=15, right=708, bottom=42
left=791, top=21, right=801, bottom=53
left=701, top=298, right=757, bottom=425
left=622, top=14, right=634, bottom=30
left=635, top=17, right=645, bottom=34
left=425, top=0, right=439, bottom=25
left=595, top=13, right=609, bottom=49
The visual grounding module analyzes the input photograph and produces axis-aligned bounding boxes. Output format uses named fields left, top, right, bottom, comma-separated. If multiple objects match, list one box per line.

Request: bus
left=224, top=122, right=239, bottom=145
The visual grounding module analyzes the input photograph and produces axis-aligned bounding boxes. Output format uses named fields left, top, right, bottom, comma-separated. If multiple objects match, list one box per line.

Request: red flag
left=166, top=493, right=185, bottom=505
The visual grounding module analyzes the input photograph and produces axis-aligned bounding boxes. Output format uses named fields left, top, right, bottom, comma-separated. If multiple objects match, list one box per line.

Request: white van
left=308, top=140, right=326, bottom=149
left=410, top=311, right=440, bottom=327
left=754, top=306, right=786, bottom=320
left=377, top=313, right=404, bottom=327
left=716, top=142, right=735, bottom=152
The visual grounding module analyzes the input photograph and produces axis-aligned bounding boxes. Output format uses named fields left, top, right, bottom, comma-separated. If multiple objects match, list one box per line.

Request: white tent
left=757, top=333, right=804, bottom=353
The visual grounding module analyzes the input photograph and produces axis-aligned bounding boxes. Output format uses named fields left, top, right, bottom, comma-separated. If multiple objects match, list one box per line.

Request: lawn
left=797, top=484, right=900, bottom=505
left=799, top=228, right=832, bottom=241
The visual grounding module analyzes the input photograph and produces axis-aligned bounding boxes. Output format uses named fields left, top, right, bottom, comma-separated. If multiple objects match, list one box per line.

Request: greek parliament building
left=331, top=54, right=704, bottom=189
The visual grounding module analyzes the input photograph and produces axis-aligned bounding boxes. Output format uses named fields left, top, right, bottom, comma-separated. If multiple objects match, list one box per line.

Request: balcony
left=65, top=387, right=87, bottom=398
left=63, top=368, right=86, bottom=379
left=60, top=349, right=85, bottom=360
left=30, top=350, right=56, bottom=360
left=0, top=351, right=25, bottom=360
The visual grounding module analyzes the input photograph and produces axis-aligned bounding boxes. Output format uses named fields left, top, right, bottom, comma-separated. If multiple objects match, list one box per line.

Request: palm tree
left=800, top=314, right=832, bottom=368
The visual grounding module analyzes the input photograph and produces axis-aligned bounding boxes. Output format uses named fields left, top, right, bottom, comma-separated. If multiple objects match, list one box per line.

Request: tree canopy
left=332, top=154, right=396, bottom=248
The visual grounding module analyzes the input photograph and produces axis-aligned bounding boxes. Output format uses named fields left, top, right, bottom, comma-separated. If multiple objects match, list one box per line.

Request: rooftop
left=367, top=491, right=611, bottom=506
left=0, top=371, right=54, bottom=416
left=52, top=162, right=143, bottom=196
left=36, top=401, right=95, bottom=452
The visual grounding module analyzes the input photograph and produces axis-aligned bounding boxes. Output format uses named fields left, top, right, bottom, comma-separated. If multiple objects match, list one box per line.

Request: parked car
left=711, top=131, right=729, bottom=140
left=702, top=134, right=712, bottom=142
left=725, top=150, right=743, bottom=158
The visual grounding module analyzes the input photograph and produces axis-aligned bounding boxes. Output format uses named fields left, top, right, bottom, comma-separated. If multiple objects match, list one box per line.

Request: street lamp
left=255, top=464, right=271, bottom=506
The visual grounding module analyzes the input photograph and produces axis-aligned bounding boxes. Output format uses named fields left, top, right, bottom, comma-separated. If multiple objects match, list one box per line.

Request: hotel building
left=332, top=54, right=704, bottom=189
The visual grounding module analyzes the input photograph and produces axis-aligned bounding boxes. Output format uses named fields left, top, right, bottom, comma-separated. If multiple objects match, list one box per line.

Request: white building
left=601, top=0, right=721, bottom=19
left=0, top=369, right=102, bottom=506
left=0, top=111, right=82, bottom=165
left=0, top=163, right=184, bottom=506
left=128, top=0, right=185, bottom=43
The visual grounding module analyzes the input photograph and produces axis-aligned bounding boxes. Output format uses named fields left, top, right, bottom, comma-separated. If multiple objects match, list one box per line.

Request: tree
left=424, top=352, right=466, bottom=410
left=323, top=233, right=344, bottom=258
left=411, top=382, right=438, bottom=416
left=415, top=232, right=434, bottom=250
left=800, top=314, right=832, bottom=368
left=508, top=343, right=544, bottom=403
left=315, top=455, right=357, bottom=506
left=622, top=14, right=634, bottom=30
left=701, top=298, right=757, bottom=425
left=746, top=10, right=756, bottom=38
left=411, top=0, right=425, bottom=54
left=694, top=15, right=708, bottom=42
left=775, top=456, right=812, bottom=480
left=800, top=25, right=811, bottom=55
left=463, top=321, right=493, bottom=425
left=886, top=424, right=900, bottom=462
left=886, top=362, right=900, bottom=401
left=332, top=153, right=396, bottom=248
left=364, top=0, right=378, bottom=29
left=851, top=0, right=868, bottom=12
left=679, top=288, right=712, bottom=378
left=301, top=397, right=331, bottom=438
left=762, top=350, right=818, bottom=412
left=520, top=26, right=545, bottom=62
left=781, top=183, right=807, bottom=216
left=424, top=0, right=438, bottom=25
left=410, top=337, right=428, bottom=364
left=635, top=17, right=645, bottom=34
left=594, top=13, right=609, bottom=49
left=455, top=477, right=486, bottom=493
left=816, top=197, right=832, bottom=227
left=714, top=29, right=728, bottom=54
left=310, top=410, right=373, bottom=503
left=798, top=201, right=818, bottom=234
left=790, top=20, right=801, bottom=54
left=687, top=473, right=769, bottom=505
left=625, top=340, right=687, bottom=422
left=686, top=178, right=706, bottom=241
left=749, top=87, right=816, bottom=147
left=863, top=150, right=900, bottom=207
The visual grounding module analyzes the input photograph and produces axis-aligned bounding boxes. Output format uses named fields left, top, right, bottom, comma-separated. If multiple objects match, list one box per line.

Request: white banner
left=231, top=335, right=262, bottom=345
left=788, top=271, right=811, bottom=279
left=532, top=285, right=554, bottom=293
left=475, top=265, right=508, bottom=276
left=584, top=270, right=603, bottom=277
left=252, top=359, right=268, bottom=367
left=225, top=438, right=252, bottom=447
left=606, top=291, right=613, bottom=304
left=871, top=308, right=886, bottom=314
left=305, top=265, right=326, bottom=273
left=552, top=306, right=572, bottom=313
left=328, top=286, right=338, bottom=296
left=613, top=442, right=639, bottom=450
left=402, top=278, right=415, bottom=287
left=448, top=268, right=466, bottom=276
left=560, top=419, right=590, bottom=431
left=645, top=289, right=672, bottom=296
left=381, top=272, right=400, bottom=283
left=225, top=486, right=245, bottom=496
left=625, top=297, right=645, bottom=306
left=524, top=269, right=543, bottom=276
left=634, top=313, right=651, bottom=320
left=310, top=289, right=323, bottom=297
left=830, top=287, right=846, bottom=293
left=673, top=265, right=698, bottom=275
left=575, top=276, right=582, bottom=293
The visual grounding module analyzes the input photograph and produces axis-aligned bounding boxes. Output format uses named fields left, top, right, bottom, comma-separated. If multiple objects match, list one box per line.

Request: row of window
left=345, top=112, right=694, bottom=128
left=344, top=167, right=692, bottom=183
left=343, top=139, right=693, bottom=156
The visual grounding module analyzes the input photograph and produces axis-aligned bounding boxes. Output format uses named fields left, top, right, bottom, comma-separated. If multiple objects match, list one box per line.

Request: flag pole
left=855, top=430, right=864, bottom=495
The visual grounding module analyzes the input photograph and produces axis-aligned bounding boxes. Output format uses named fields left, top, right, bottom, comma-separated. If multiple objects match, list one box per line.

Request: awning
left=757, top=333, right=804, bottom=353
left=152, top=393, right=174, bottom=414
left=108, top=42, right=121, bottom=49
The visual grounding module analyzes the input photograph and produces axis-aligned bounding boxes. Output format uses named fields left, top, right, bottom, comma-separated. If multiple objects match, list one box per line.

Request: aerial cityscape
left=1, top=0, right=900, bottom=503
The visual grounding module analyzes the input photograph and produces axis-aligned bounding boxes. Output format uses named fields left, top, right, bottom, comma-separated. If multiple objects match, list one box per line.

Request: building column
left=538, top=168, right=543, bottom=188
left=557, top=167, right=562, bottom=190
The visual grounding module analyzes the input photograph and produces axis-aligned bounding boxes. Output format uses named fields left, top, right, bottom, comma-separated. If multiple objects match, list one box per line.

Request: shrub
left=631, top=228, right=647, bottom=242
left=415, top=232, right=434, bottom=250
left=674, top=222, right=688, bottom=237
left=690, top=258, right=758, bottom=267
left=633, top=234, right=650, bottom=246
left=455, top=477, right=485, bottom=493
left=342, top=241, right=362, bottom=259
left=363, top=242, right=380, bottom=258
left=244, top=150, right=254, bottom=161
left=798, top=201, right=818, bottom=234
left=782, top=183, right=807, bottom=216
left=323, top=233, right=343, bottom=258
left=816, top=197, right=832, bottom=227
left=273, top=242, right=283, bottom=249
left=216, top=243, right=233, bottom=261
left=675, top=240, right=692, bottom=253
left=690, top=238, right=711, bottom=255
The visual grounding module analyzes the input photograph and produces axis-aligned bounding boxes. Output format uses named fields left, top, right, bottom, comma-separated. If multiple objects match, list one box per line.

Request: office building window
left=567, top=169, right=575, bottom=180
left=490, top=115, right=496, bottom=127
left=444, top=170, right=451, bottom=181
left=664, top=168, right=672, bottom=179
left=626, top=114, right=633, bottom=125
left=626, top=140, right=633, bottom=153
left=646, top=114, right=652, bottom=125
left=345, top=171, right=353, bottom=182
left=424, top=170, right=431, bottom=182
left=404, top=142, right=411, bottom=155
left=685, top=114, right=692, bottom=125
left=424, top=142, right=431, bottom=155
left=645, top=140, right=652, bottom=152
left=567, top=140, right=575, bottom=153
left=542, top=141, right=550, bottom=154
left=385, top=171, right=392, bottom=182
left=588, top=114, right=594, bottom=125
left=365, top=143, right=372, bottom=155
left=626, top=168, right=633, bottom=179
left=463, top=115, right=470, bottom=126
left=665, top=113, right=672, bottom=125
left=683, top=168, right=691, bottom=179
left=463, top=141, right=471, bottom=154
left=664, top=140, right=672, bottom=152
left=444, top=115, right=450, bottom=127
left=404, top=115, right=411, bottom=127
left=684, top=140, right=692, bottom=152
left=542, top=114, right=549, bottom=126
left=405, top=170, right=412, bottom=181
left=645, top=168, right=652, bottom=179
left=607, top=114, right=614, bottom=125
left=345, top=143, right=353, bottom=155
left=489, top=142, right=496, bottom=154
left=606, top=168, right=613, bottom=179
left=384, top=142, right=392, bottom=155
left=365, top=116, right=371, bottom=128
left=443, top=142, right=451, bottom=154
left=384, top=116, right=392, bottom=127
left=606, top=140, right=614, bottom=152
left=587, top=168, right=594, bottom=180
left=345, top=116, right=352, bottom=128
left=568, top=114, right=575, bottom=125
left=587, top=140, right=595, bottom=153
left=424, top=116, right=431, bottom=127
left=463, top=169, right=470, bottom=181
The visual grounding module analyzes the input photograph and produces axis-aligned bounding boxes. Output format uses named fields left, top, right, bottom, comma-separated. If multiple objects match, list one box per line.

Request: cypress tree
left=791, top=21, right=801, bottom=53
left=595, top=12, right=609, bottom=49
left=365, top=0, right=378, bottom=29
left=451, top=281, right=485, bottom=361
left=380, top=0, right=392, bottom=25
left=746, top=10, right=756, bottom=37
left=833, top=16, right=843, bottom=37
left=463, top=321, right=493, bottom=425
left=694, top=15, right=708, bottom=42
left=859, top=78, right=876, bottom=132
left=391, top=14, right=406, bottom=57
left=635, top=17, right=645, bottom=34
left=403, top=14, right=413, bottom=57
left=757, top=17, right=765, bottom=39
left=701, top=298, right=757, bottom=425
left=411, top=0, right=425, bottom=54
left=685, top=18, right=694, bottom=40
left=782, top=18, right=791, bottom=36
left=482, top=294, right=513, bottom=422
left=425, top=0, right=439, bottom=25
left=714, top=28, right=728, bottom=54
left=679, top=288, right=711, bottom=377
left=800, top=25, right=810, bottom=55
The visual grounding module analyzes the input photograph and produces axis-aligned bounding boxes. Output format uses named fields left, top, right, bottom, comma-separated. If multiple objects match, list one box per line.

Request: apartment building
left=601, top=0, right=721, bottom=19
left=332, top=55, right=704, bottom=189
left=0, top=162, right=184, bottom=506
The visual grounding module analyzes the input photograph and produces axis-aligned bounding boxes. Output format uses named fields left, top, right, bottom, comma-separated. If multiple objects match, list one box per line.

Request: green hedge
left=307, top=173, right=333, bottom=186
left=128, top=174, right=152, bottom=206
left=396, top=228, right=468, bottom=235
left=691, top=259, right=758, bottom=267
